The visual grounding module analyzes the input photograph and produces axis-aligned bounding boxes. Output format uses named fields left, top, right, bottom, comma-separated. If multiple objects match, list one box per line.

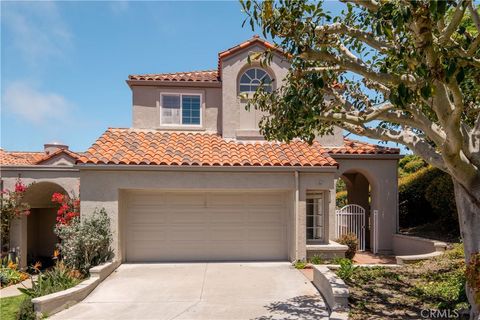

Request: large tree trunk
left=453, top=180, right=480, bottom=319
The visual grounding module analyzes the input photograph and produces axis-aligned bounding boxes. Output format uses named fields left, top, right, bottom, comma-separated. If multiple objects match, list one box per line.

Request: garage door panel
left=168, top=226, right=209, bottom=241
left=247, top=227, right=285, bottom=241
left=209, top=227, right=247, bottom=241
left=125, top=191, right=288, bottom=262
left=128, top=212, right=167, bottom=224
left=247, top=210, right=283, bottom=223
left=208, top=209, right=245, bottom=223
left=167, top=210, right=207, bottom=224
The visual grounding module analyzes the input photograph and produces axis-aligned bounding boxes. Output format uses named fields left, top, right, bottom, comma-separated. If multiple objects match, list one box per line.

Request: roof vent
left=44, top=142, right=69, bottom=155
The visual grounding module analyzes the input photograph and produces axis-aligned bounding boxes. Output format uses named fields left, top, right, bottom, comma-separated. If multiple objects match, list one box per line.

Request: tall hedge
left=399, top=166, right=457, bottom=228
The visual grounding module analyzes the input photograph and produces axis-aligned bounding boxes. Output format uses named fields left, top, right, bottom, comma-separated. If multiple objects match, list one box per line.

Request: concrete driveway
left=51, top=262, right=328, bottom=320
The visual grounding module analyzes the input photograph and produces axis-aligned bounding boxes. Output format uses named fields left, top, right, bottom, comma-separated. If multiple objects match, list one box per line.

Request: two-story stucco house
left=1, top=36, right=401, bottom=267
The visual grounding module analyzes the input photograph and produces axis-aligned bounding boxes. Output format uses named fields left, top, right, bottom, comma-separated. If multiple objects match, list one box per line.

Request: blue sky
left=1, top=0, right=407, bottom=153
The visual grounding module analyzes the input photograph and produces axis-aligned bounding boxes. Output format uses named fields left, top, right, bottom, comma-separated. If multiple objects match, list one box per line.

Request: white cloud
left=1, top=1, right=72, bottom=65
left=3, top=82, right=72, bottom=125
left=110, top=1, right=129, bottom=14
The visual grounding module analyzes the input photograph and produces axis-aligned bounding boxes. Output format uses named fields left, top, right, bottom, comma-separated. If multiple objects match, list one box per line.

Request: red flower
left=51, top=193, right=64, bottom=204
left=14, top=180, right=27, bottom=193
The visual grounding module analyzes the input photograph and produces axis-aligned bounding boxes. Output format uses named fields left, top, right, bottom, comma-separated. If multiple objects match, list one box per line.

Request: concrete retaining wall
left=307, top=241, right=348, bottom=260
left=312, top=265, right=349, bottom=320
left=32, top=261, right=120, bottom=317
left=393, top=234, right=447, bottom=256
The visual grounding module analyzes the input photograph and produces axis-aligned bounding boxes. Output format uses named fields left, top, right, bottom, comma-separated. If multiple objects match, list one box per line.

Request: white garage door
left=125, top=191, right=288, bottom=262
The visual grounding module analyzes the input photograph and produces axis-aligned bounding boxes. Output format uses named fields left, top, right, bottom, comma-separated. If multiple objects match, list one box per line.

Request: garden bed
left=341, top=244, right=469, bottom=319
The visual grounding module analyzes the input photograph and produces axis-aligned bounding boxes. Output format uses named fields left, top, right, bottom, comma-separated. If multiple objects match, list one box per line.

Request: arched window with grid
left=239, top=68, right=273, bottom=93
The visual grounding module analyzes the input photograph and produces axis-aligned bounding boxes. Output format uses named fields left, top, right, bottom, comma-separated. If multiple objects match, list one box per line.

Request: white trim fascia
left=76, top=164, right=338, bottom=173
left=0, top=165, right=79, bottom=172
left=329, top=154, right=403, bottom=160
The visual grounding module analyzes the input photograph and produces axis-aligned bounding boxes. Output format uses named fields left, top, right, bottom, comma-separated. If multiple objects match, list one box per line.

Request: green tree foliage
left=240, top=1, right=480, bottom=314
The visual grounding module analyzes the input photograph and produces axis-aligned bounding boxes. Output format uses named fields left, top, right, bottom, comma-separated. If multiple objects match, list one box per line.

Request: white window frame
left=238, top=67, right=273, bottom=94
left=306, top=191, right=325, bottom=242
left=160, top=92, right=202, bottom=127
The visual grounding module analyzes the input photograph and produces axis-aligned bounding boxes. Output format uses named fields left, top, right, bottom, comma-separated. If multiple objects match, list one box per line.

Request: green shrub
left=398, top=155, right=427, bottom=176
left=309, top=254, right=324, bottom=265
left=336, top=233, right=358, bottom=260
left=337, top=259, right=357, bottom=281
left=331, top=256, right=347, bottom=265
left=55, top=208, right=114, bottom=275
left=399, top=166, right=457, bottom=229
left=18, top=262, right=81, bottom=299
left=16, top=298, right=35, bottom=320
left=425, top=174, right=457, bottom=223
left=293, top=260, right=307, bottom=269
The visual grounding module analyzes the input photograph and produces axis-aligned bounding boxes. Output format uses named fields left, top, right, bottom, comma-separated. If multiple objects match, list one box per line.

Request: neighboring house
left=1, top=36, right=400, bottom=267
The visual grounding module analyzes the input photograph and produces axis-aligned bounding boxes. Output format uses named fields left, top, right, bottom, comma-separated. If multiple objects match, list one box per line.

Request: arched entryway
left=337, top=170, right=373, bottom=251
left=22, top=182, right=67, bottom=268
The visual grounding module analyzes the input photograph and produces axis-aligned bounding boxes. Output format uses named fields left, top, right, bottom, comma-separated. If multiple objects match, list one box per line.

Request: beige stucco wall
left=131, top=85, right=222, bottom=133
left=334, top=157, right=399, bottom=254
left=220, top=44, right=290, bottom=140
left=79, top=168, right=335, bottom=262
left=1, top=168, right=80, bottom=267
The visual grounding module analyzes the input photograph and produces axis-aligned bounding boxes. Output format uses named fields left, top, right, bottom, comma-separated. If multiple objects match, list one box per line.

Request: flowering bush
left=0, top=179, right=30, bottom=250
left=54, top=208, right=113, bottom=275
left=51, top=192, right=79, bottom=225
left=0, top=256, right=29, bottom=288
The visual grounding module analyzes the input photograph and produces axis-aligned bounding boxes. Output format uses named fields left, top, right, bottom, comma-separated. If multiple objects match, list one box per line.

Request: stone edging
left=396, top=251, right=444, bottom=265
left=32, top=260, right=121, bottom=317
left=312, top=265, right=349, bottom=320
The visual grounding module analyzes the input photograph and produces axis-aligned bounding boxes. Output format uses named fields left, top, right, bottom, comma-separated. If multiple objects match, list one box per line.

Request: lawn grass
left=0, top=294, right=26, bottom=320
left=343, top=244, right=470, bottom=319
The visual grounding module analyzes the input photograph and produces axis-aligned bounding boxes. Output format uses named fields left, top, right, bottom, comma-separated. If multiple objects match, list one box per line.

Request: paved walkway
left=353, top=252, right=396, bottom=264
left=0, top=277, right=33, bottom=298
left=51, top=262, right=329, bottom=320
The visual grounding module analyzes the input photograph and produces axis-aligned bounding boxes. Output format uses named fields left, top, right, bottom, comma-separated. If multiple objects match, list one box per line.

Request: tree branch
left=339, top=122, right=448, bottom=170
left=439, top=0, right=469, bottom=45
left=467, top=33, right=480, bottom=55
left=300, top=49, right=409, bottom=86
left=340, top=0, right=379, bottom=11
left=468, top=1, right=480, bottom=33
left=315, top=23, right=394, bottom=52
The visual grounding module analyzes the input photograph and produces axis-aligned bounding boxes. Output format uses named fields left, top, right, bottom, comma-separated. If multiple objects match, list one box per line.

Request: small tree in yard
left=0, top=179, right=30, bottom=253
left=241, top=0, right=480, bottom=317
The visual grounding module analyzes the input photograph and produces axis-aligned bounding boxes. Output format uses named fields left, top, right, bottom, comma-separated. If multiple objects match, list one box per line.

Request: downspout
left=294, top=170, right=299, bottom=261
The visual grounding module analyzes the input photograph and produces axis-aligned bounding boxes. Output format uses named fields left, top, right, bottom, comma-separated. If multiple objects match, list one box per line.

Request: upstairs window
left=239, top=68, right=272, bottom=93
left=161, top=93, right=201, bottom=126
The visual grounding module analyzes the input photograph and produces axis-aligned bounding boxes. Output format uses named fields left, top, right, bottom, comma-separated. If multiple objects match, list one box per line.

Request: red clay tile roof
left=218, top=35, right=286, bottom=77
left=326, top=139, right=400, bottom=155
left=128, top=70, right=219, bottom=82
left=35, top=149, right=82, bottom=164
left=77, top=128, right=338, bottom=167
left=0, top=150, right=44, bottom=165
